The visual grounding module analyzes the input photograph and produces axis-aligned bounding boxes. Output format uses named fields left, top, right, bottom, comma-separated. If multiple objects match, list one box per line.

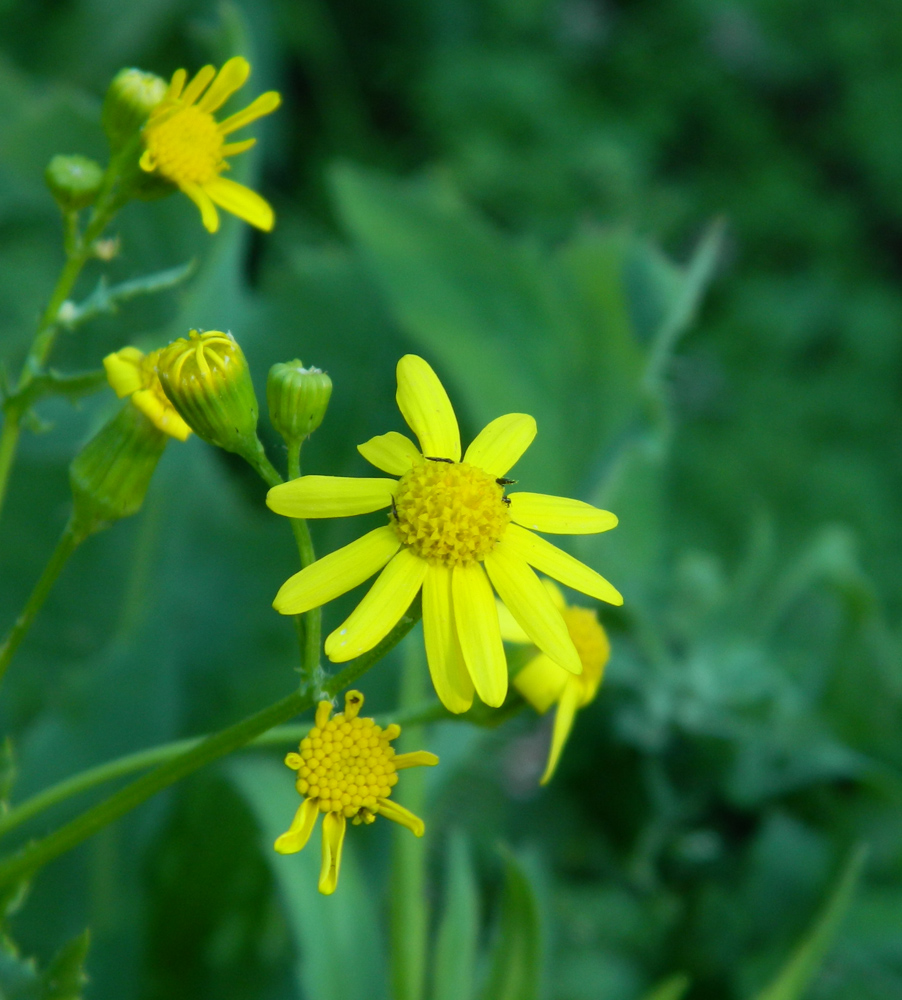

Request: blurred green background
left=1, top=0, right=901, bottom=997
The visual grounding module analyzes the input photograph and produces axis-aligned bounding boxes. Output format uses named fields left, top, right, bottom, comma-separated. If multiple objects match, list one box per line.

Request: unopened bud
left=103, top=68, right=167, bottom=153
left=267, top=360, right=332, bottom=443
left=70, top=403, right=168, bottom=537
left=157, top=330, right=261, bottom=461
left=44, top=155, right=104, bottom=211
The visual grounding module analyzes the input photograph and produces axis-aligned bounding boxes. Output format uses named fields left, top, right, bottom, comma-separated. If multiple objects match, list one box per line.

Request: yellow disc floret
left=144, top=104, right=224, bottom=185
left=562, top=605, right=609, bottom=705
left=392, top=459, right=510, bottom=566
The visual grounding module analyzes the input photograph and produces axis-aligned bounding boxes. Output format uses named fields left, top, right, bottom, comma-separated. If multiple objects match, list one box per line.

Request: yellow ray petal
left=267, top=475, right=396, bottom=518
left=540, top=680, right=581, bottom=785
left=422, top=564, right=475, bottom=713
left=166, top=68, right=187, bottom=101
left=395, top=355, right=461, bottom=461
left=218, top=90, right=282, bottom=134
left=508, top=493, right=618, bottom=535
left=181, top=65, right=217, bottom=107
left=274, top=797, right=319, bottom=854
left=464, top=413, right=537, bottom=477
left=513, top=652, right=568, bottom=713
left=504, top=523, right=623, bottom=605
left=325, top=548, right=426, bottom=662
left=221, top=138, right=256, bottom=157
left=377, top=798, right=425, bottom=837
left=204, top=176, right=274, bottom=232
left=496, top=599, right=531, bottom=643
left=392, top=751, right=440, bottom=770
left=357, top=431, right=421, bottom=476
left=451, top=562, right=508, bottom=707
left=197, top=56, right=251, bottom=113
left=273, top=525, right=401, bottom=615
left=541, top=577, right=566, bottom=610
left=484, top=540, right=581, bottom=675
left=132, top=389, right=192, bottom=441
left=318, top=811, right=346, bottom=894
left=103, top=348, right=144, bottom=398
left=181, top=181, right=220, bottom=233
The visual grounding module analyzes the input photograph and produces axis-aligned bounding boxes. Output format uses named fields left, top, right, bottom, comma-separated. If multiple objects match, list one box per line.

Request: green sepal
left=267, top=360, right=333, bottom=445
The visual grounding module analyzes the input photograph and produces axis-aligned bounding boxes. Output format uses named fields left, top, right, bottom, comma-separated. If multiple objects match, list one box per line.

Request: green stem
left=0, top=600, right=422, bottom=885
left=390, top=635, right=430, bottom=1000
left=0, top=519, right=85, bottom=687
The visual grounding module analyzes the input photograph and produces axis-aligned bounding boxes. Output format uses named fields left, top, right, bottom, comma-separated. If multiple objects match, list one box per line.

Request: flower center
left=562, top=606, right=609, bottom=702
left=145, top=105, right=224, bottom=185
left=392, top=459, right=511, bottom=566
left=292, top=713, right=399, bottom=817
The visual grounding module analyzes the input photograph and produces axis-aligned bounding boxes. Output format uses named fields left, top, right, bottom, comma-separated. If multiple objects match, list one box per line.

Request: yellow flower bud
left=157, top=330, right=262, bottom=461
left=267, top=360, right=332, bottom=444
left=70, top=403, right=168, bottom=537
left=103, top=68, right=167, bottom=153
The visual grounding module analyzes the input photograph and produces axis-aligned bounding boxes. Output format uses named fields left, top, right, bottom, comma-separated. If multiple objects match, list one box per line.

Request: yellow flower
left=499, top=579, right=610, bottom=784
left=139, top=57, right=281, bottom=233
left=267, top=354, right=623, bottom=713
left=274, top=690, right=438, bottom=895
left=103, top=346, right=191, bottom=441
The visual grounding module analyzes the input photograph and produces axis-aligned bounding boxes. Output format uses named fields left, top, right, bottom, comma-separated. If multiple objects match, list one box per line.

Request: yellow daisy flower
left=139, top=57, right=281, bottom=233
left=499, top=579, right=610, bottom=784
left=274, top=690, right=438, bottom=895
left=267, top=354, right=622, bottom=713
left=103, top=346, right=192, bottom=441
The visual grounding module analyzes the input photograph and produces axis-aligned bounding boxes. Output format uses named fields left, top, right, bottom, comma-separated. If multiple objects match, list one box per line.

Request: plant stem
left=390, top=634, right=430, bottom=1000
left=0, top=600, right=422, bottom=885
left=0, top=519, right=85, bottom=687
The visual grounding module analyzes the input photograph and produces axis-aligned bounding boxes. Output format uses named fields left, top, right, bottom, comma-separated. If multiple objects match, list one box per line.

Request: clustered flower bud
left=44, top=155, right=105, bottom=211
left=267, top=360, right=332, bottom=444
left=69, top=403, right=168, bottom=538
left=156, top=330, right=262, bottom=462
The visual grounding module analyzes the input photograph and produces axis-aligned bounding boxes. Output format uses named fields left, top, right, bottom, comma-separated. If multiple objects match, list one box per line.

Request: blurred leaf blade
left=432, top=832, right=479, bottom=1000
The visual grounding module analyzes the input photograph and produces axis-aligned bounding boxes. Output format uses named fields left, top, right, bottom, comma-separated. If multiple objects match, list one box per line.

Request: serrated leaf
left=754, top=845, right=867, bottom=1000
left=0, top=928, right=89, bottom=1000
left=479, top=848, right=541, bottom=1000
left=432, top=832, right=479, bottom=1000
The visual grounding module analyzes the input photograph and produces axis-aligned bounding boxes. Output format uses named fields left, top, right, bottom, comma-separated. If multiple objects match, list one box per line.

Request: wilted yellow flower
left=267, top=354, right=622, bottom=714
left=140, top=57, right=280, bottom=233
left=499, top=579, right=610, bottom=784
left=275, top=690, right=438, bottom=895
left=103, top=346, right=191, bottom=441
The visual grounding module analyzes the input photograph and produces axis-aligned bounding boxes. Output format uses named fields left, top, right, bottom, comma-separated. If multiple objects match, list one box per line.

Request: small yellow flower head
left=157, top=330, right=260, bottom=459
left=267, top=354, right=622, bottom=716
left=139, top=57, right=280, bottom=233
left=103, top=68, right=168, bottom=153
left=103, top=346, right=191, bottom=441
left=274, top=690, right=438, bottom=895
left=70, top=402, right=168, bottom=538
left=267, top=360, right=333, bottom=444
left=501, top=579, right=611, bottom=784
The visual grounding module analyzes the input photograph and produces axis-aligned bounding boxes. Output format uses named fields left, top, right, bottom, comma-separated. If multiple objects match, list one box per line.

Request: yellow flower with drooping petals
left=499, top=579, right=610, bottom=784
left=267, top=354, right=622, bottom=714
left=103, top=346, right=191, bottom=441
left=140, top=57, right=280, bottom=233
left=274, top=690, right=438, bottom=895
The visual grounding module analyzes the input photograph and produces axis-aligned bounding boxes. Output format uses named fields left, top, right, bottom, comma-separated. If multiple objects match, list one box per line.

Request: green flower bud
left=44, top=155, right=105, bottom=211
left=70, top=403, right=168, bottom=537
left=157, top=330, right=262, bottom=462
left=267, top=360, right=332, bottom=443
left=103, top=68, right=167, bottom=153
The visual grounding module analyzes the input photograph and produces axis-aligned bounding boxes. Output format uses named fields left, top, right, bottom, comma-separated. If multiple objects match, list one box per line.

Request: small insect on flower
left=140, top=57, right=280, bottom=233
left=275, top=691, right=438, bottom=895
left=499, top=579, right=610, bottom=784
left=267, top=355, right=623, bottom=715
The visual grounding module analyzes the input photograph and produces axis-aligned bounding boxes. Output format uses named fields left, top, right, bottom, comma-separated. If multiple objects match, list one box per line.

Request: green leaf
left=432, top=833, right=479, bottom=1000
left=754, top=845, right=868, bottom=1000
left=228, top=756, right=388, bottom=1000
left=640, top=973, right=691, bottom=1000
left=0, top=928, right=89, bottom=1000
left=479, top=848, right=542, bottom=1000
